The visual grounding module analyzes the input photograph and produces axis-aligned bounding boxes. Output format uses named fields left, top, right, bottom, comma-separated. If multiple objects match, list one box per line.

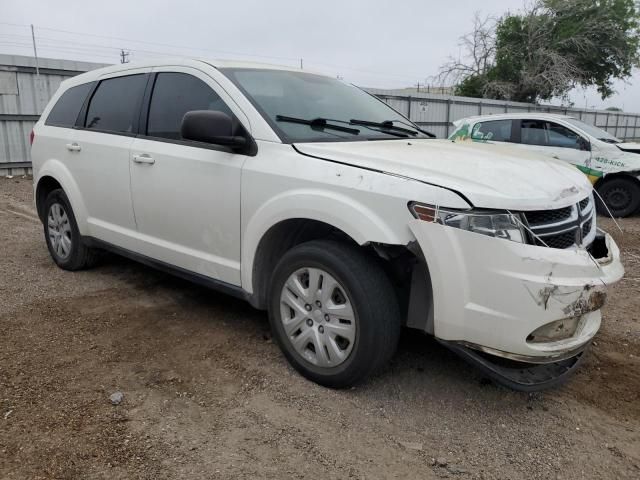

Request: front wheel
left=595, top=177, right=640, bottom=218
left=268, top=240, right=401, bottom=388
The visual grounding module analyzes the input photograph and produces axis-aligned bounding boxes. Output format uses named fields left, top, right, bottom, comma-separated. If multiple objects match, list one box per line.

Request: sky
left=0, top=0, right=639, bottom=112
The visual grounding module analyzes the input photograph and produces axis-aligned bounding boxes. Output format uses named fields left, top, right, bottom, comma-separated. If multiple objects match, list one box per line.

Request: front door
left=128, top=67, right=248, bottom=285
left=514, top=119, right=592, bottom=170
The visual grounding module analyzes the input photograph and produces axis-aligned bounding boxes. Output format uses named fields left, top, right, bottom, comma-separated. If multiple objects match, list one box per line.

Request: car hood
left=294, top=139, right=592, bottom=210
left=617, top=142, right=640, bottom=152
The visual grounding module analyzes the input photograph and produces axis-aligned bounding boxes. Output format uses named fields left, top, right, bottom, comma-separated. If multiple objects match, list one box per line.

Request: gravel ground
left=0, top=176, right=639, bottom=480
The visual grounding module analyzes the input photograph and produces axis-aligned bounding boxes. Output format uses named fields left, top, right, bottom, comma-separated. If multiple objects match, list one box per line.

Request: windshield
left=565, top=118, right=620, bottom=143
left=221, top=68, right=429, bottom=143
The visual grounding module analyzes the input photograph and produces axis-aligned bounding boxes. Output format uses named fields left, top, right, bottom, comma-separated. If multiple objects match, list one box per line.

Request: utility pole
left=300, top=58, right=303, bottom=70
left=120, top=49, right=130, bottom=64
left=30, top=24, right=39, bottom=77
left=415, top=82, right=422, bottom=93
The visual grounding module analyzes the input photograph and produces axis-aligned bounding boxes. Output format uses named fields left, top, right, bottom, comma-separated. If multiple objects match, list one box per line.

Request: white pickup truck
left=31, top=59, right=624, bottom=391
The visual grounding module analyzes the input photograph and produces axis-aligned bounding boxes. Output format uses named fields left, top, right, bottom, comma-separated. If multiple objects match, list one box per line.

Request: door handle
left=132, top=154, right=155, bottom=165
left=66, top=143, right=81, bottom=152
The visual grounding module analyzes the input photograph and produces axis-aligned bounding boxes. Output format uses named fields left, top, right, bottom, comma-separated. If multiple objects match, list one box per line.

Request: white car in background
left=449, top=113, right=640, bottom=217
left=31, top=59, right=623, bottom=391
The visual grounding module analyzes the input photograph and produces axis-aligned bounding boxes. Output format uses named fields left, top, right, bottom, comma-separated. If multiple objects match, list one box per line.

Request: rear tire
left=595, top=177, right=640, bottom=218
left=268, top=240, right=401, bottom=388
left=43, top=189, right=98, bottom=271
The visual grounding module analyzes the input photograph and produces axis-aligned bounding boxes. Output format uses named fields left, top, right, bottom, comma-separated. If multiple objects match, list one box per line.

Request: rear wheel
left=595, top=177, right=640, bottom=218
left=43, top=189, right=98, bottom=270
left=268, top=240, right=401, bottom=388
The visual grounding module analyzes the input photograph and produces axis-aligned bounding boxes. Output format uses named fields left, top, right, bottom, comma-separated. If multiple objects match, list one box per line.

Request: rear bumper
left=409, top=221, right=624, bottom=363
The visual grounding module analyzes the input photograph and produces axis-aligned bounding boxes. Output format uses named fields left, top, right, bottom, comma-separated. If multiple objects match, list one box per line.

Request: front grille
left=524, top=195, right=595, bottom=249
left=524, top=206, right=572, bottom=225
left=544, top=230, right=578, bottom=249
left=579, top=197, right=590, bottom=210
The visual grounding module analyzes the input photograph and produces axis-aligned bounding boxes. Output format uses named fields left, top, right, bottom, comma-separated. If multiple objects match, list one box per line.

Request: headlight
left=408, top=202, right=526, bottom=243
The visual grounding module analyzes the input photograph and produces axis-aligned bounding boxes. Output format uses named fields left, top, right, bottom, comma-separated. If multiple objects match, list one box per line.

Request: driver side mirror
left=181, top=110, right=247, bottom=149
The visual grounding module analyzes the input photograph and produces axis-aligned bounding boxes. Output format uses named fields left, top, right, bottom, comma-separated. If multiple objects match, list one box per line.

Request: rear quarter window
left=45, top=82, right=93, bottom=128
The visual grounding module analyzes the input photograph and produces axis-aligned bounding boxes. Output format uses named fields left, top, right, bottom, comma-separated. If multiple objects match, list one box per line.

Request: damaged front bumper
left=408, top=221, right=624, bottom=390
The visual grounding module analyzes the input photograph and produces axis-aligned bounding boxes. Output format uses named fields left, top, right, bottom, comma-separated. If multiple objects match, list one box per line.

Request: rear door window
left=45, top=82, right=93, bottom=128
left=85, top=74, right=147, bottom=133
left=520, top=120, right=548, bottom=146
left=146, top=72, right=233, bottom=140
left=471, top=119, right=512, bottom=142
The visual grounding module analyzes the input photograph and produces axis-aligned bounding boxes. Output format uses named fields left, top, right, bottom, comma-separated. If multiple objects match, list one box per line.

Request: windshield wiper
left=276, top=115, right=360, bottom=135
left=350, top=119, right=417, bottom=136
left=599, top=138, right=620, bottom=144
left=350, top=119, right=435, bottom=138
left=390, top=119, right=436, bottom=138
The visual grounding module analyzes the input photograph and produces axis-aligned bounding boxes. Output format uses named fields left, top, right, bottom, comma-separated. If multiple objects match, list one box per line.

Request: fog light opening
left=527, top=316, right=581, bottom=344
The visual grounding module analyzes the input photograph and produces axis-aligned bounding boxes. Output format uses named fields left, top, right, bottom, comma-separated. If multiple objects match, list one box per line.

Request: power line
left=0, top=21, right=431, bottom=84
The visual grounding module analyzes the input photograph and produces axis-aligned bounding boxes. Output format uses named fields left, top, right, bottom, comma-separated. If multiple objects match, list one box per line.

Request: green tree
left=439, top=0, right=640, bottom=103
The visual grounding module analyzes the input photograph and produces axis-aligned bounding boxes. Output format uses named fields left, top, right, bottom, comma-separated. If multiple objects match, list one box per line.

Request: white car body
left=31, top=59, right=624, bottom=390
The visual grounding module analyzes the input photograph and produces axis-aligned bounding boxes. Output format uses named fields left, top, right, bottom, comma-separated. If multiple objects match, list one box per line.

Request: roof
left=55, top=56, right=322, bottom=90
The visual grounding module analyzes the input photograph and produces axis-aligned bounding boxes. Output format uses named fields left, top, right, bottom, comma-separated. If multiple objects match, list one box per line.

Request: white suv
left=31, top=59, right=624, bottom=391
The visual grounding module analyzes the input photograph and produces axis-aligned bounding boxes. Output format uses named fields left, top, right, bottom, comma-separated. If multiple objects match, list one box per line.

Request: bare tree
left=433, top=13, right=497, bottom=87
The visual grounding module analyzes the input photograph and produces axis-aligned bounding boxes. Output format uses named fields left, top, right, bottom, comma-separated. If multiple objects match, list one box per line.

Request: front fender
left=35, top=159, right=89, bottom=235
left=241, top=188, right=407, bottom=293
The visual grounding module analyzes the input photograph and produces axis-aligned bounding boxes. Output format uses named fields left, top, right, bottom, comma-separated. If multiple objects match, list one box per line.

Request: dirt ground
left=0, top=176, right=638, bottom=480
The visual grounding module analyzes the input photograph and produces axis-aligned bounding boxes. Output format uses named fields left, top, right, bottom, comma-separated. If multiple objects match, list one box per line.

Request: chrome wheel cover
left=47, top=202, right=72, bottom=260
left=280, top=267, right=356, bottom=368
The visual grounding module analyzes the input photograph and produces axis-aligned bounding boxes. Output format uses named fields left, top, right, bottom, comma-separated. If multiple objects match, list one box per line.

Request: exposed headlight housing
left=408, top=202, right=526, bottom=243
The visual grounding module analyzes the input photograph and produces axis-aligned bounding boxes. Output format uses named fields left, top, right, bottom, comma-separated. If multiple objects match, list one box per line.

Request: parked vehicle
left=449, top=113, right=640, bottom=217
left=31, top=59, right=624, bottom=391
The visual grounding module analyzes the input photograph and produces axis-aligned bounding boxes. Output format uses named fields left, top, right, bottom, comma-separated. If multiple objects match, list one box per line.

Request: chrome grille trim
left=524, top=195, right=595, bottom=249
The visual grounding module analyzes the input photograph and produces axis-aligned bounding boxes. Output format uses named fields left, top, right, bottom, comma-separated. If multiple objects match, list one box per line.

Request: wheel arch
left=35, top=161, right=89, bottom=233
left=247, top=218, right=362, bottom=309
left=242, top=190, right=411, bottom=308
left=593, top=171, right=640, bottom=190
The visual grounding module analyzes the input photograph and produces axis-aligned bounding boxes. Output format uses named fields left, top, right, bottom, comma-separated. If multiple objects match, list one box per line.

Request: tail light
left=29, top=129, right=35, bottom=146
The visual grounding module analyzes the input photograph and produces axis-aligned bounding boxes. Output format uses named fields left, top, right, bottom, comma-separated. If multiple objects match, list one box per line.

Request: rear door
left=128, top=67, right=250, bottom=285
left=72, top=70, right=150, bottom=246
left=35, top=81, right=94, bottom=189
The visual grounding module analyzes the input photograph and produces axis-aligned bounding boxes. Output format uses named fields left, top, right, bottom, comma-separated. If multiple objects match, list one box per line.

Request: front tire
left=595, top=177, right=640, bottom=217
left=43, top=189, right=97, bottom=271
left=268, top=240, right=401, bottom=388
